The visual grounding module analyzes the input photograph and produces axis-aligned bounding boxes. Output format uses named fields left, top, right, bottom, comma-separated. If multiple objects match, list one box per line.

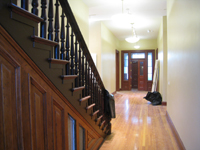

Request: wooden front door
left=138, top=60, right=146, bottom=90
left=131, top=61, right=138, bottom=88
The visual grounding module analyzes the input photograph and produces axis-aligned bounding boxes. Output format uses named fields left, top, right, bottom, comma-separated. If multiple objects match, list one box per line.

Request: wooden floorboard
left=100, top=90, right=181, bottom=150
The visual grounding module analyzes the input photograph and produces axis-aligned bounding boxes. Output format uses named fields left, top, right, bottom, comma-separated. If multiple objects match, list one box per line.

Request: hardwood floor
left=100, top=90, right=180, bottom=150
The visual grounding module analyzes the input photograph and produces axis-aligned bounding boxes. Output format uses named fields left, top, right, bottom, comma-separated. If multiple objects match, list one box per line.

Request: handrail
left=59, top=0, right=105, bottom=89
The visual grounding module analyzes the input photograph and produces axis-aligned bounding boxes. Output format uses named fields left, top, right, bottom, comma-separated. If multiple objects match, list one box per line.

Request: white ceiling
left=82, top=0, right=166, bottom=41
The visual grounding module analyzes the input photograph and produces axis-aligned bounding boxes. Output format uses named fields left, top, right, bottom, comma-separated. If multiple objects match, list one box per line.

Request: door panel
left=138, top=60, right=145, bottom=90
left=131, top=61, right=138, bottom=88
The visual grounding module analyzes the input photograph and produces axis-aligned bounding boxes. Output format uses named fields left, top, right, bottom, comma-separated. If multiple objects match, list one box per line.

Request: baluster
left=54, top=0, right=60, bottom=59
left=74, top=36, right=78, bottom=86
left=60, top=10, right=65, bottom=60
left=48, top=0, right=53, bottom=40
left=21, top=0, right=28, bottom=10
left=70, top=28, right=74, bottom=75
left=40, top=0, right=47, bottom=38
left=88, top=67, right=91, bottom=105
left=93, top=77, right=95, bottom=112
left=81, top=53, right=85, bottom=86
left=89, top=71, right=92, bottom=105
left=87, top=62, right=90, bottom=96
left=32, top=0, right=38, bottom=15
left=65, top=21, right=70, bottom=74
left=84, top=56, right=88, bottom=95
left=82, top=54, right=85, bottom=97
left=95, top=83, right=98, bottom=111
left=98, top=88, right=101, bottom=114
left=78, top=47, right=82, bottom=86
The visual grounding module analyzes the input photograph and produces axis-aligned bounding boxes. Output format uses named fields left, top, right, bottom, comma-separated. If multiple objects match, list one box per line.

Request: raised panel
left=0, top=55, right=20, bottom=150
left=53, top=99, right=65, bottom=150
left=87, top=130, right=98, bottom=150
left=29, top=77, right=47, bottom=150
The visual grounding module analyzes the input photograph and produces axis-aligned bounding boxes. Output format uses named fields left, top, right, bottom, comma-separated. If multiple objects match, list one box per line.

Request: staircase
left=0, top=0, right=111, bottom=149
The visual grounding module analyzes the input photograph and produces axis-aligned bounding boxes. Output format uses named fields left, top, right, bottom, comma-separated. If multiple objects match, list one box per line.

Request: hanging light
left=125, top=23, right=140, bottom=43
left=111, top=0, right=132, bottom=24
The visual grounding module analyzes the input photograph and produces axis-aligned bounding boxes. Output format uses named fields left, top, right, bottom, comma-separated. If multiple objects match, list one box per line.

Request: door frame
left=115, top=50, right=120, bottom=91
left=121, top=50, right=155, bottom=91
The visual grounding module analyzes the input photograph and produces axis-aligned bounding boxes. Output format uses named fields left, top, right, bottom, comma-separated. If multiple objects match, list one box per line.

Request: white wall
left=157, top=16, right=168, bottom=102
left=68, top=0, right=89, bottom=46
left=167, top=0, right=200, bottom=149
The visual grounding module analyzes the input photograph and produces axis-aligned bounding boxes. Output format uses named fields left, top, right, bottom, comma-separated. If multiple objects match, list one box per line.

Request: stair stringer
left=0, top=0, right=108, bottom=138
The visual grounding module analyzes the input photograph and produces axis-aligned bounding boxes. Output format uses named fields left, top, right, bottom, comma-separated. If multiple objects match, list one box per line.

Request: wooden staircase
left=0, top=0, right=111, bottom=149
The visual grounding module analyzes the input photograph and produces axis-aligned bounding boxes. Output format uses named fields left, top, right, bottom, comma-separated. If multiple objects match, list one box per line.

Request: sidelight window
left=148, top=52, right=153, bottom=81
left=124, top=53, right=129, bottom=80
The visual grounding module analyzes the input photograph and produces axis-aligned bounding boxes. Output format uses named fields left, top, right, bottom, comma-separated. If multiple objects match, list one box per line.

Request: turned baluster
left=60, top=10, right=65, bottom=60
left=87, top=62, right=90, bottom=96
left=70, top=28, right=74, bottom=75
left=21, top=0, right=28, bottom=10
left=54, top=0, right=60, bottom=59
left=40, top=0, right=47, bottom=38
left=92, top=77, right=95, bottom=112
left=81, top=53, right=85, bottom=86
left=89, top=67, right=92, bottom=105
left=78, top=47, right=82, bottom=85
left=32, top=0, right=38, bottom=15
left=48, top=0, right=53, bottom=40
left=74, top=36, right=78, bottom=86
left=65, top=21, right=70, bottom=74
left=84, top=55, right=88, bottom=95
left=88, top=67, right=91, bottom=105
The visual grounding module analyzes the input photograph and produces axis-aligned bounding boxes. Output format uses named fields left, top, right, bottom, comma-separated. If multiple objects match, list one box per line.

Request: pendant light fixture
left=111, top=0, right=132, bottom=24
left=125, top=23, right=140, bottom=43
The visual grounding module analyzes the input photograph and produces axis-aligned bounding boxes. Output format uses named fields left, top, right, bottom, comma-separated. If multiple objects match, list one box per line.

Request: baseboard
left=166, top=111, right=186, bottom=150
left=112, top=91, right=117, bottom=95
left=162, top=101, right=167, bottom=106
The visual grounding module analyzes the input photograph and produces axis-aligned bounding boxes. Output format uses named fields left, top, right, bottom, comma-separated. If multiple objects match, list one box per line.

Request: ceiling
left=82, top=0, right=166, bottom=41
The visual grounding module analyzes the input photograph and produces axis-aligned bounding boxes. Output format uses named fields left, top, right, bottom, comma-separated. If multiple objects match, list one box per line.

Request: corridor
left=100, top=90, right=180, bottom=150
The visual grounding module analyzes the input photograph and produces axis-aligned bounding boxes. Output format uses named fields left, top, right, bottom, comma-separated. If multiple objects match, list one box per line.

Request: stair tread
left=9, top=3, right=43, bottom=23
left=91, top=110, right=99, bottom=116
left=95, top=115, right=103, bottom=122
left=79, top=95, right=91, bottom=102
left=61, top=75, right=78, bottom=80
left=72, top=86, right=85, bottom=92
left=31, top=36, right=58, bottom=46
left=48, top=58, right=69, bottom=65
left=86, top=103, right=95, bottom=110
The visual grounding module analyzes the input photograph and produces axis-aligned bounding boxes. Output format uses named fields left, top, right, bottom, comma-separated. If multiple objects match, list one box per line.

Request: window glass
left=131, top=53, right=145, bottom=59
left=79, top=126, right=85, bottom=150
left=124, top=53, right=128, bottom=80
left=140, top=62, right=144, bottom=75
left=148, top=52, right=153, bottom=81
left=68, top=115, right=76, bottom=150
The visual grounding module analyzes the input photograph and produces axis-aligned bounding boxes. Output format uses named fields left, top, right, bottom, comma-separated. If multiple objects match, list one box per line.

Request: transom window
left=131, top=53, right=145, bottom=59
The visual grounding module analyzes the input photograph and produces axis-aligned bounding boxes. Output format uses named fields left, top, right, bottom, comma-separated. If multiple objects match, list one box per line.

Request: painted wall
left=157, top=16, right=168, bottom=102
left=167, top=0, right=200, bottom=149
left=101, top=23, right=119, bottom=93
left=119, top=39, right=157, bottom=50
left=68, top=0, right=89, bottom=46
left=89, top=22, right=102, bottom=76
left=89, top=22, right=119, bottom=93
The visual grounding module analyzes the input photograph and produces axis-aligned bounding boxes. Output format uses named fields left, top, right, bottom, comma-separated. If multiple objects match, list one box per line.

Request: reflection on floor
left=100, top=90, right=180, bottom=150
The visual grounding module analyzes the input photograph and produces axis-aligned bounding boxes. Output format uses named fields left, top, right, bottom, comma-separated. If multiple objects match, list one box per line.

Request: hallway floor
left=100, top=90, right=180, bottom=150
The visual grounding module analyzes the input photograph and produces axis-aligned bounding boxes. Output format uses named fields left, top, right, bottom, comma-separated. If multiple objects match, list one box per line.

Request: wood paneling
left=0, top=25, right=103, bottom=150
left=53, top=99, right=65, bottom=150
left=0, top=56, right=18, bottom=150
left=29, top=77, right=47, bottom=150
